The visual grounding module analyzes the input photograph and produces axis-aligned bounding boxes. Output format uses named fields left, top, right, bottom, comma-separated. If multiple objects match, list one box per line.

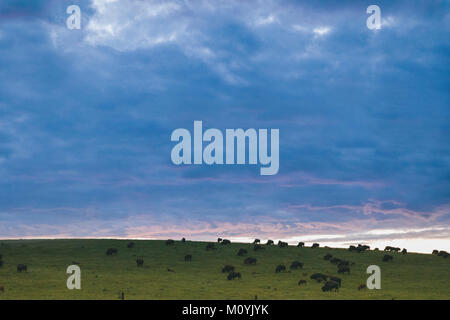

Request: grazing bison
left=437, top=250, right=449, bottom=258
left=206, top=243, right=216, bottom=251
left=244, top=257, right=257, bottom=265
left=222, top=265, right=235, bottom=273
left=127, top=242, right=135, bottom=248
left=310, top=273, right=328, bottom=282
left=278, top=241, right=288, bottom=248
left=253, top=239, right=260, bottom=244
left=217, top=238, right=222, bottom=243
left=329, top=276, right=342, bottom=287
left=297, top=242, right=305, bottom=247
left=266, top=240, right=274, bottom=245
left=298, top=280, right=307, bottom=286
left=290, top=261, right=304, bottom=270
left=237, top=248, right=248, bottom=256
left=275, top=265, right=286, bottom=273
left=253, top=244, right=265, bottom=251
left=221, top=239, right=231, bottom=245
left=184, top=254, right=192, bottom=262
left=432, top=249, right=439, bottom=255
left=165, top=239, right=175, bottom=246
left=337, top=260, right=350, bottom=267
left=136, top=258, right=144, bottom=267
left=382, top=254, right=393, bottom=262
left=311, top=243, right=319, bottom=248
left=349, top=245, right=357, bottom=252
left=17, top=264, right=27, bottom=272
left=401, top=248, right=407, bottom=254
left=181, top=237, right=186, bottom=242
left=323, top=253, right=333, bottom=260
left=322, top=281, right=339, bottom=292
left=106, top=248, right=118, bottom=256
left=374, top=248, right=379, bottom=251
left=337, top=266, right=350, bottom=274
left=227, top=271, right=241, bottom=280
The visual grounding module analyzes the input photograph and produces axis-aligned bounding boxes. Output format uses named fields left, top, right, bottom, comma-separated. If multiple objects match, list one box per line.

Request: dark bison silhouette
left=329, top=276, right=341, bottom=287
left=311, top=243, right=319, bottom=248
left=237, top=248, right=248, bottom=256
left=17, top=264, right=27, bottom=272
left=297, top=242, right=305, bottom=247
left=323, top=253, right=333, bottom=260
left=290, top=261, right=303, bottom=270
left=222, top=265, right=235, bottom=273
left=310, top=273, right=327, bottom=282
left=253, top=244, right=265, bottom=251
left=338, top=266, right=350, bottom=274
left=322, top=281, right=339, bottom=292
left=253, top=239, right=260, bottom=244
left=244, top=257, right=257, bottom=265
left=136, top=258, right=144, bottom=267
left=266, top=240, right=274, bottom=245
left=181, top=237, right=186, bottom=242
left=106, top=248, right=118, bottom=256
left=298, top=280, right=307, bottom=286
left=221, top=239, right=231, bottom=245
left=227, top=271, right=241, bottom=280
left=275, top=265, right=286, bottom=273
left=278, top=241, right=288, bottom=248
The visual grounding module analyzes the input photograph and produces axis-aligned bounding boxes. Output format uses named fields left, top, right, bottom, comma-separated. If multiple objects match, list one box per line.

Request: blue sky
left=0, top=0, right=449, bottom=252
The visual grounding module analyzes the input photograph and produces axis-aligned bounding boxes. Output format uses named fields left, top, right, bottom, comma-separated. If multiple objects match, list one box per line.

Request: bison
left=106, top=248, right=118, bottom=256
left=329, top=276, right=341, bottom=287
left=382, top=254, right=393, bottom=262
left=297, top=242, right=305, bottom=247
left=17, top=264, right=27, bottom=272
left=278, top=241, right=288, bottom=248
left=337, top=266, right=350, bottom=274
left=298, top=280, right=307, bottom=286
left=181, top=237, right=186, bottom=242
left=237, top=248, right=248, bottom=256
left=244, top=257, right=257, bottom=265
left=227, top=271, right=241, bottom=280
left=165, top=239, right=175, bottom=246
left=253, top=239, right=260, bottom=244
left=184, top=254, right=192, bottom=262
left=253, top=244, right=265, bottom=251
left=136, top=258, right=144, bottom=267
left=330, top=257, right=342, bottom=265
left=311, top=243, right=319, bottom=248
left=401, top=248, right=407, bottom=254
left=290, top=261, right=304, bottom=270
left=432, top=249, right=439, bottom=255
left=321, top=281, right=339, bottom=292
left=217, top=238, right=222, bottom=243
left=221, top=239, right=231, bottom=245
left=310, top=273, right=328, bottom=282
left=266, top=240, right=274, bottom=245
left=323, top=253, right=333, bottom=260
left=275, top=265, right=286, bottom=273
left=222, top=265, right=235, bottom=273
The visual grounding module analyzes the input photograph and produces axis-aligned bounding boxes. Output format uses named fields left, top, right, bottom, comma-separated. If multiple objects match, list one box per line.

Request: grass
left=0, top=239, right=448, bottom=300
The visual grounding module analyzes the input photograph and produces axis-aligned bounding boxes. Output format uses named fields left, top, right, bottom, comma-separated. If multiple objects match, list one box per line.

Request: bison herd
left=0, top=238, right=448, bottom=297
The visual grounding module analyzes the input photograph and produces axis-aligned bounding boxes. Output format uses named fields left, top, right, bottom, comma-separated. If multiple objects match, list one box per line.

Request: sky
left=0, top=0, right=449, bottom=253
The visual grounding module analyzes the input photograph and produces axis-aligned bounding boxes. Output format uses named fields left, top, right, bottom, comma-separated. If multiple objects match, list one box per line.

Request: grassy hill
left=0, top=239, right=448, bottom=300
